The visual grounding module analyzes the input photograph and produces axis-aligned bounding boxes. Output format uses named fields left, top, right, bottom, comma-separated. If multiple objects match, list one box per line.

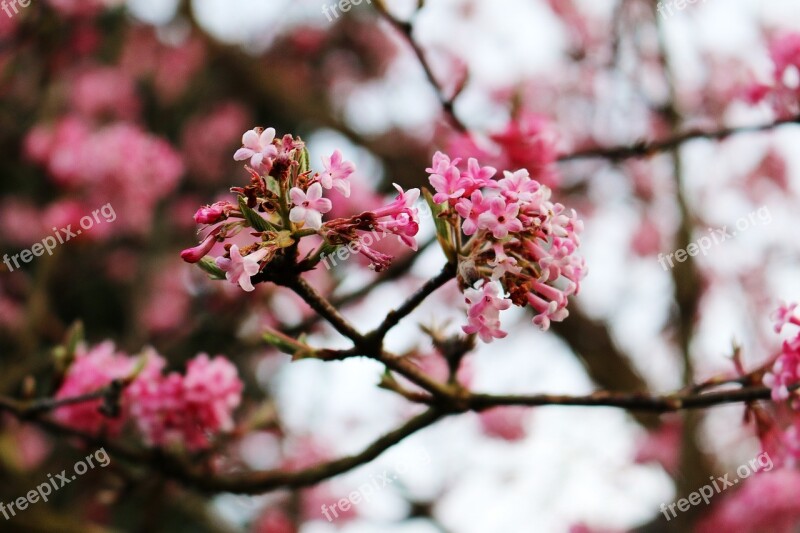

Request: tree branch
left=367, top=262, right=457, bottom=343
left=283, top=275, right=367, bottom=346
left=371, top=1, right=468, bottom=133
left=558, top=114, right=800, bottom=162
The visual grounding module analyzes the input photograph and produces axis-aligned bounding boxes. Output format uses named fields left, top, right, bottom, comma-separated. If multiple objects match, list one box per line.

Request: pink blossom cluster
left=46, top=0, right=109, bottom=17
left=24, top=117, right=183, bottom=235
left=69, top=66, right=141, bottom=120
left=743, top=33, right=800, bottom=117
left=119, top=28, right=206, bottom=104
left=696, top=469, right=800, bottom=533
left=180, top=102, right=250, bottom=183
left=426, top=151, right=585, bottom=342
left=54, top=342, right=243, bottom=451
left=448, top=112, right=561, bottom=188
left=764, top=303, right=800, bottom=405
left=182, top=127, right=421, bottom=290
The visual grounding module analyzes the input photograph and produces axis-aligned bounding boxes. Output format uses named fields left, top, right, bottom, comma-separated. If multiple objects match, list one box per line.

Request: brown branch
left=0, top=382, right=122, bottom=417
left=371, top=1, right=468, bottom=134
left=558, top=114, right=800, bottom=162
left=285, top=237, right=436, bottom=336
left=467, top=384, right=776, bottom=412
left=283, top=276, right=367, bottom=346
left=0, top=379, right=788, bottom=495
left=367, top=262, right=457, bottom=343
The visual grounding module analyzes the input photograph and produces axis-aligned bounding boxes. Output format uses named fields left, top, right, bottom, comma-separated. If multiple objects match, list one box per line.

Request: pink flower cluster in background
left=447, top=112, right=561, bottom=188
left=743, top=33, right=800, bottom=117
left=54, top=342, right=243, bottom=451
left=764, top=303, right=800, bottom=405
left=24, top=117, right=183, bottom=236
left=697, top=469, right=800, bottom=533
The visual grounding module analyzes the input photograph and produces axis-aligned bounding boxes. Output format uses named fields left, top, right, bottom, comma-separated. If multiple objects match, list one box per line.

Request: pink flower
left=462, top=157, right=497, bottom=190
left=696, top=470, right=800, bottom=533
left=489, top=112, right=560, bottom=187
left=215, top=244, right=270, bottom=292
left=477, top=197, right=523, bottom=239
left=427, top=151, right=469, bottom=204
left=289, top=183, right=332, bottom=230
left=180, top=231, right=219, bottom=264
left=455, top=190, right=490, bottom=236
left=194, top=204, right=225, bottom=225
left=764, top=338, right=800, bottom=403
left=53, top=342, right=165, bottom=436
left=498, top=169, right=540, bottom=203
left=319, top=149, right=354, bottom=197
left=371, top=184, right=420, bottom=249
left=462, top=281, right=511, bottom=343
left=477, top=406, right=528, bottom=441
left=773, top=302, right=800, bottom=333
left=181, top=103, right=250, bottom=183
left=128, top=354, right=243, bottom=451
left=527, top=287, right=570, bottom=331
left=69, top=66, right=140, bottom=120
left=488, top=243, right=522, bottom=279
left=233, top=127, right=278, bottom=170
left=770, top=33, right=800, bottom=79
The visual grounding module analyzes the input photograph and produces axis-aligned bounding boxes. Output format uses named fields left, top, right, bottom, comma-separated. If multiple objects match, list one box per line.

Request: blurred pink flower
left=252, top=507, right=296, bottom=533
left=128, top=354, right=243, bottom=451
left=69, top=66, right=140, bottom=120
left=696, top=470, right=800, bottom=533
left=477, top=406, right=529, bottom=441
left=181, top=103, right=250, bottom=183
left=633, top=419, right=682, bottom=475
left=53, top=342, right=164, bottom=436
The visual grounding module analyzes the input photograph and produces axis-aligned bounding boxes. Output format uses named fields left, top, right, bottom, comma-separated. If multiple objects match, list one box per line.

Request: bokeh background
left=2, top=0, right=800, bottom=531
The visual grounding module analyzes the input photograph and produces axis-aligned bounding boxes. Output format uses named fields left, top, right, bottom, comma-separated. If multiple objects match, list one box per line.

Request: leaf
left=298, top=147, right=311, bottom=175
left=265, top=175, right=281, bottom=196
left=263, top=328, right=314, bottom=360
left=197, top=257, right=226, bottom=280
left=238, top=195, right=278, bottom=232
left=53, top=321, right=84, bottom=373
left=422, top=187, right=456, bottom=263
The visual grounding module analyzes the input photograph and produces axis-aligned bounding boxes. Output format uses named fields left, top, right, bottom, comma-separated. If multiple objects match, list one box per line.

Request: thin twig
left=372, top=1, right=468, bottom=133
left=284, top=276, right=367, bottom=346
left=367, top=262, right=457, bottom=342
left=558, top=114, right=800, bottom=162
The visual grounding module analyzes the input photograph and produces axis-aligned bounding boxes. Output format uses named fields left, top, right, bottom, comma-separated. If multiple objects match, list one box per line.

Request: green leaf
left=298, top=147, right=311, bottom=175
left=238, top=195, right=278, bottom=232
left=265, top=175, right=281, bottom=196
left=53, top=321, right=84, bottom=373
left=263, top=328, right=315, bottom=360
left=422, top=187, right=456, bottom=262
left=197, top=257, right=226, bottom=280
